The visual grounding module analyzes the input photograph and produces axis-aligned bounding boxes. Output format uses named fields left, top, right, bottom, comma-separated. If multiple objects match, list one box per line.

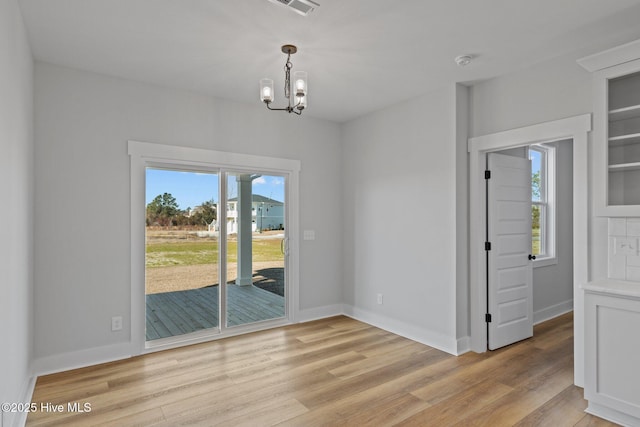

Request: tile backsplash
left=609, top=218, right=640, bottom=281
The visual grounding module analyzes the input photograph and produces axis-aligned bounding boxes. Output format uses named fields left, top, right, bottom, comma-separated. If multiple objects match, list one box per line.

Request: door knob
left=528, top=254, right=536, bottom=260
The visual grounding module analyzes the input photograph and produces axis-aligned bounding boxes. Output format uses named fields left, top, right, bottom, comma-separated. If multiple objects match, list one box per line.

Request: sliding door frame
left=129, top=141, right=300, bottom=355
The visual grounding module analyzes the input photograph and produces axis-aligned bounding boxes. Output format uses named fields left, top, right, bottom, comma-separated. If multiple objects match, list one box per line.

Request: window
left=529, top=144, right=556, bottom=265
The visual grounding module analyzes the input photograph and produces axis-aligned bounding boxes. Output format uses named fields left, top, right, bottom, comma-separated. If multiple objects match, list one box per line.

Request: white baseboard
left=456, top=336, right=471, bottom=355
left=534, top=299, right=573, bottom=325
left=586, top=402, right=640, bottom=427
left=343, top=305, right=458, bottom=355
left=296, top=304, right=344, bottom=323
left=2, top=375, right=37, bottom=427
left=32, top=342, right=133, bottom=377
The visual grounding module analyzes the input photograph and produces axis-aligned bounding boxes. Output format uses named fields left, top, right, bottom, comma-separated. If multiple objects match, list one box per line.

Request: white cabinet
left=584, top=280, right=640, bottom=426
left=579, top=39, right=640, bottom=216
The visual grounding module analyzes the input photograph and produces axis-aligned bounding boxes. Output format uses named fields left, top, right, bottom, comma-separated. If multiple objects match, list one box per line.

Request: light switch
left=303, top=230, right=316, bottom=241
left=615, top=237, right=639, bottom=256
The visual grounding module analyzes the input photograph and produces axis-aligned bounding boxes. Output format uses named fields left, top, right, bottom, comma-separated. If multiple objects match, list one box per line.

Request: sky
left=529, top=148, right=542, bottom=201
left=146, top=169, right=285, bottom=210
left=529, top=150, right=542, bottom=173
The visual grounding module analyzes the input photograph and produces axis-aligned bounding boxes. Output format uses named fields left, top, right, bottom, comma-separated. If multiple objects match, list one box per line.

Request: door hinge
left=485, top=170, right=491, bottom=179
left=485, top=241, right=491, bottom=251
left=485, top=313, right=492, bottom=323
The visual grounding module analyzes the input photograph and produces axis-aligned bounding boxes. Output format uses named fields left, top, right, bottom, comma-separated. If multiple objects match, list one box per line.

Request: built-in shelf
left=583, top=41, right=640, bottom=215
left=608, top=132, right=640, bottom=146
left=609, top=104, right=640, bottom=121
left=609, top=162, right=640, bottom=172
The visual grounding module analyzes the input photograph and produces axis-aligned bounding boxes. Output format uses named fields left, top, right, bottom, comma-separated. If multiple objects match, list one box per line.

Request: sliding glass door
left=225, top=172, right=286, bottom=327
left=144, top=168, right=220, bottom=340
left=144, top=167, right=286, bottom=342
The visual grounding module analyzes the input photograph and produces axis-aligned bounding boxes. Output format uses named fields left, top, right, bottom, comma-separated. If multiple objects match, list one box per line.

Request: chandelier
left=260, top=45, right=307, bottom=115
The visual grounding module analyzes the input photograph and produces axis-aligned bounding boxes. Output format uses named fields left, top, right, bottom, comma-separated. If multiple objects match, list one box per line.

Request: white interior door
left=487, top=152, right=533, bottom=350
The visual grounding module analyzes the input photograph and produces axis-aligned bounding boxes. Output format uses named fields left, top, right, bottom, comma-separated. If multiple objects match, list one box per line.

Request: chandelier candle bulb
left=260, top=78, right=274, bottom=103
left=293, top=71, right=308, bottom=96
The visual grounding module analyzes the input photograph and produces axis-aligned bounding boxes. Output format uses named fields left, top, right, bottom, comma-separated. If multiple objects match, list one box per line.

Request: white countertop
left=583, top=279, right=640, bottom=298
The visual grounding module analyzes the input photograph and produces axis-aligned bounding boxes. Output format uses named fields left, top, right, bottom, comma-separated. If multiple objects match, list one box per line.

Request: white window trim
left=529, top=144, right=558, bottom=268
left=128, top=140, right=301, bottom=356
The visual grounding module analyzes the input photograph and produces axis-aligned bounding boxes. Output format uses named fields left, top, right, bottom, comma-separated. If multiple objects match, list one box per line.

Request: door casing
left=467, top=114, right=590, bottom=386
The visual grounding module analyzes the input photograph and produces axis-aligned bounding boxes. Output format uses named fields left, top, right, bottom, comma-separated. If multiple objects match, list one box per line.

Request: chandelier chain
left=284, top=53, right=292, bottom=100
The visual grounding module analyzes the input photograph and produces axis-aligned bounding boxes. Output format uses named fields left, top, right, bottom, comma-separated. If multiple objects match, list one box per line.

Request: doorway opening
left=467, top=114, right=590, bottom=386
left=485, top=140, right=573, bottom=350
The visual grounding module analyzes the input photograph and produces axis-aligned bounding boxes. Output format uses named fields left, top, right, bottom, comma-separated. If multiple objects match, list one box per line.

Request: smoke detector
left=267, top=0, right=320, bottom=16
left=455, top=55, right=473, bottom=67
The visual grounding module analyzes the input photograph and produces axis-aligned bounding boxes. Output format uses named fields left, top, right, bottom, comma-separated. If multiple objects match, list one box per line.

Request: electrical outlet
left=111, top=316, right=123, bottom=331
left=615, top=237, right=639, bottom=256
left=377, top=293, right=383, bottom=305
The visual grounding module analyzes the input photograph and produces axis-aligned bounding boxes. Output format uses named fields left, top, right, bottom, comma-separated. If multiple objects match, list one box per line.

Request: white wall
left=470, top=55, right=592, bottom=137
left=0, top=0, right=34, bottom=423
left=33, top=62, right=343, bottom=369
left=455, top=84, right=470, bottom=346
left=341, top=85, right=467, bottom=353
left=470, top=53, right=608, bottom=282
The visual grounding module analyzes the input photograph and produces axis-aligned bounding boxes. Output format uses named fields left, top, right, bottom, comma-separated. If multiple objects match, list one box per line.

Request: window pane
left=530, top=149, right=542, bottom=202
left=225, top=172, right=286, bottom=327
left=532, top=204, right=545, bottom=256
left=145, top=168, right=220, bottom=341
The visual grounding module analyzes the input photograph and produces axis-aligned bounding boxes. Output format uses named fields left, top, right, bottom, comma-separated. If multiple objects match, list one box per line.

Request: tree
left=532, top=205, right=540, bottom=230
left=532, top=170, right=541, bottom=200
left=190, top=199, right=217, bottom=228
left=531, top=171, right=541, bottom=230
left=198, top=199, right=217, bottom=225
left=146, top=193, right=180, bottom=226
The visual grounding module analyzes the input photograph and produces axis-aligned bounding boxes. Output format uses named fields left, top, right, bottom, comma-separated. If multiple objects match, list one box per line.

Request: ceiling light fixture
left=260, top=44, right=307, bottom=115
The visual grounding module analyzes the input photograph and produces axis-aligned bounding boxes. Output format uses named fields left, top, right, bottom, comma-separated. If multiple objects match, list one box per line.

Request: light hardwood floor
left=27, top=312, right=617, bottom=426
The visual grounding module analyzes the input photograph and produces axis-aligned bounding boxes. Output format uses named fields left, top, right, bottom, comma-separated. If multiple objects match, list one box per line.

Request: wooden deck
left=146, top=285, right=285, bottom=340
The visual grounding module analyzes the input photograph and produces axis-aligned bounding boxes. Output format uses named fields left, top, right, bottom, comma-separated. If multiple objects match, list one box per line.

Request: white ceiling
left=18, top=0, right=640, bottom=123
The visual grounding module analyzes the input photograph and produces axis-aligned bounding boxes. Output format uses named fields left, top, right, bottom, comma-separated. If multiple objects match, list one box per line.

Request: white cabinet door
left=584, top=283, right=640, bottom=425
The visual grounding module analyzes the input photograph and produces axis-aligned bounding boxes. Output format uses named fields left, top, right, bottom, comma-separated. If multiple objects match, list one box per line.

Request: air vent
left=267, top=0, right=319, bottom=16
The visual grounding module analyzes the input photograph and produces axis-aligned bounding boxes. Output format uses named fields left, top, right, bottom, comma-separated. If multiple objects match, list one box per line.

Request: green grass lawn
left=147, top=229, right=540, bottom=268
left=532, top=228, right=540, bottom=255
left=146, top=239, right=284, bottom=268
